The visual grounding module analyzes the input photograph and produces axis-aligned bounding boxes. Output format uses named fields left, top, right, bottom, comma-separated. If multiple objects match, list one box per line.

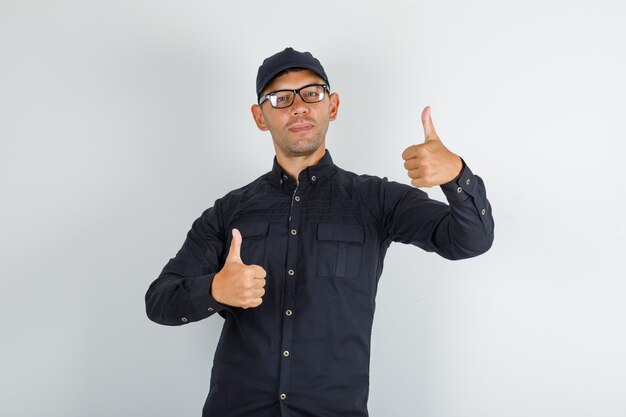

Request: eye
left=300, top=86, right=325, bottom=101
left=274, top=92, right=292, bottom=102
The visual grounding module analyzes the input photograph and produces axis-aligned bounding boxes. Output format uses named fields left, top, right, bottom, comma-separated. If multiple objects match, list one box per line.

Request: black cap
left=256, top=47, right=330, bottom=101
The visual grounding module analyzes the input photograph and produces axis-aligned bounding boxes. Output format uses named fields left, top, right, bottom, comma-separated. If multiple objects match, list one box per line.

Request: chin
left=284, top=139, right=323, bottom=156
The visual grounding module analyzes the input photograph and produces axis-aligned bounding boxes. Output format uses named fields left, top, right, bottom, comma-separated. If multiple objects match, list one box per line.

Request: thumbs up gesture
left=211, top=229, right=267, bottom=309
left=401, top=106, right=463, bottom=187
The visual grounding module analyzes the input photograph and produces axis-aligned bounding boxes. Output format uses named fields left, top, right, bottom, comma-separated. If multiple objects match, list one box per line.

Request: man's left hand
left=402, top=106, right=463, bottom=188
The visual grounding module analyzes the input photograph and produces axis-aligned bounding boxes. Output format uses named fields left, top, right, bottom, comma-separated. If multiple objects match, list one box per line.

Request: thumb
left=227, top=228, right=243, bottom=263
left=421, top=106, right=438, bottom=142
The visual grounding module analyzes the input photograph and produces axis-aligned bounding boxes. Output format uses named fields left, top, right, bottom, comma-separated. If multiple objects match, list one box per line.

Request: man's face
left=251, top=69, right=339, bottom=158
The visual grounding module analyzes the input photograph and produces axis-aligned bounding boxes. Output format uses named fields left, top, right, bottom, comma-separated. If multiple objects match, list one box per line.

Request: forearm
left=433, top=162, right=494, bottom=259
left=145, top=271, right=227, bottom=326
left=145, top=205, right=230, bottom=325
left=383, top=161, right=494, bottom=260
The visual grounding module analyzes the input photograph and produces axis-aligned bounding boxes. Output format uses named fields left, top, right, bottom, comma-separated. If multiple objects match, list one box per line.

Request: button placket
left=279, top=182, right=304, bottom=405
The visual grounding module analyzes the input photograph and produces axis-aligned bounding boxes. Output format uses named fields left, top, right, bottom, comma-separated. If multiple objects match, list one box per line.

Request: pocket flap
left=236, top=221, right=269, bottom=238
left=317, top=223, right=364, bottom=243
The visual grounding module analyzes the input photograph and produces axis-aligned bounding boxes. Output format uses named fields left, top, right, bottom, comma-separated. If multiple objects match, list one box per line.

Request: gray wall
left=2, top=0, right=625, bottom=416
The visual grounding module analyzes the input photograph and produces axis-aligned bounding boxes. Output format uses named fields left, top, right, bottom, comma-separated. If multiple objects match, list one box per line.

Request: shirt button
left=283, top=174, right=288, bottom=180
left=283, top=350, right=290, bottom=357
left=288, top=269, right=295, bottom=276
left=280, top=393, right=287, bottom=400
left=311, top=175, right=317, bottom=182
left=466, top=178, right=471, bottom=185
left=208, top=307, right=214, bottom=312
left=290, top=229, right=297, bottom=235
left=181, top=317, right=188, bottom=322
left=456, top=187, right=463, bottom=193
left=285, top=309, right=293, bottom=316
left=294, top=196, right=300, bottom=202
left=481, top=208, right=486, bottom=215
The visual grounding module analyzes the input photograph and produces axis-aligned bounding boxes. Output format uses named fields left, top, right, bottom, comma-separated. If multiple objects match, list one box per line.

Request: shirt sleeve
left=145, top=201, right=232, bottom=326
left=381, top=160, right=494, bottom=260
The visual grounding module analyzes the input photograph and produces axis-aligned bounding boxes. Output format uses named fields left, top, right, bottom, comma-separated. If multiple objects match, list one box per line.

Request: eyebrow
left=264, top=78, right=325, bottom=94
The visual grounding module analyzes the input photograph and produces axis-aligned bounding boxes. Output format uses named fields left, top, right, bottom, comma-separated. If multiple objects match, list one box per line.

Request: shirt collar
left=270, top=149, right=335, bottom=188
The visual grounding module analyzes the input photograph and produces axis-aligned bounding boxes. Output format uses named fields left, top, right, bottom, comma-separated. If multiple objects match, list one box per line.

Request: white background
left=1, top=1, right=625, bottom=416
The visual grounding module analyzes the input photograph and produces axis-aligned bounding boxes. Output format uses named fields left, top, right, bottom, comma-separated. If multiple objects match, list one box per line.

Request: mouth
left=288, top=123, right=314, bottom=133
left=287, top=118, right=316, bottom=133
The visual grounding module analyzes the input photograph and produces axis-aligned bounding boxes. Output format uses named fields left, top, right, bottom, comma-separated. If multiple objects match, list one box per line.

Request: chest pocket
left=236, top=221, right=269, bottom=265
left=317, top=223, right=364, bottom=278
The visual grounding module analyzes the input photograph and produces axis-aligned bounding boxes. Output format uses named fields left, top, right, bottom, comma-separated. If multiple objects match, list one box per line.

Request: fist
left=402, top=106, right=463, bottom=187
left=211, top=229, right=267, bottom=309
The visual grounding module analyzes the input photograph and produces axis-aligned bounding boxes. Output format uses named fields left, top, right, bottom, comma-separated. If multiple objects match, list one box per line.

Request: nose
left=290, top=93, right=309, bottom=116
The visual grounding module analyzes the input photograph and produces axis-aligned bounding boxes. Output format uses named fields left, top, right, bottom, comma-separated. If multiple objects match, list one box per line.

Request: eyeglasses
left=259, top=84, right=329, bottom=109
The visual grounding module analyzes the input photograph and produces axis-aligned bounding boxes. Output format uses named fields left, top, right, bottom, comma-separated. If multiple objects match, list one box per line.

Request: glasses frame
left=258, top=83, right=330, bottom=108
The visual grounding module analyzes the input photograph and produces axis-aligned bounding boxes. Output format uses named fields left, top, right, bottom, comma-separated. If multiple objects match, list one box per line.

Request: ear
left=251, top=104, right=269, bottom=131
left=328, top=92, right=340, bottom=121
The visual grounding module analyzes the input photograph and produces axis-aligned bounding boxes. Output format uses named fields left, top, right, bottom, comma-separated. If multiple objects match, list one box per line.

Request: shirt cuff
left=188, top=273, right=231, bottom=316
left=440, top=158, right=477, bottom=203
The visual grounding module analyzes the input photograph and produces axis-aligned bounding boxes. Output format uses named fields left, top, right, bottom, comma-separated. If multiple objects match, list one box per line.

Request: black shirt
left=145, top=150, right=494, bottom=417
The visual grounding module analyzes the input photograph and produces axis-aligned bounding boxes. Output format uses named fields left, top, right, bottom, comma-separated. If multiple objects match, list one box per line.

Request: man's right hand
left=211, top=229, right=267, bottom=309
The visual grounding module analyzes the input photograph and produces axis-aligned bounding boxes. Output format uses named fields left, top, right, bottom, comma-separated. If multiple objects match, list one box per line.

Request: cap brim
left=257, top=63, right=329, bottom=98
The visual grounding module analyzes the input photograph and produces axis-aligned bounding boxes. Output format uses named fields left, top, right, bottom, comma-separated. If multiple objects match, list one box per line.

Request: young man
left=146, top=47, right=494, bottom=417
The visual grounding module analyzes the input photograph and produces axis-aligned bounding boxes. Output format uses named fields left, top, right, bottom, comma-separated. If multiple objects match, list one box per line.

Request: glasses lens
left=270, top=91, right=295, bottom=108
left=300, top=85, right=325, bottom=103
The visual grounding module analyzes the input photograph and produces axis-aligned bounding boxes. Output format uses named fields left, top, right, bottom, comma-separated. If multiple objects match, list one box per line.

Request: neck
left=275, top=147, right=326, bottom=185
